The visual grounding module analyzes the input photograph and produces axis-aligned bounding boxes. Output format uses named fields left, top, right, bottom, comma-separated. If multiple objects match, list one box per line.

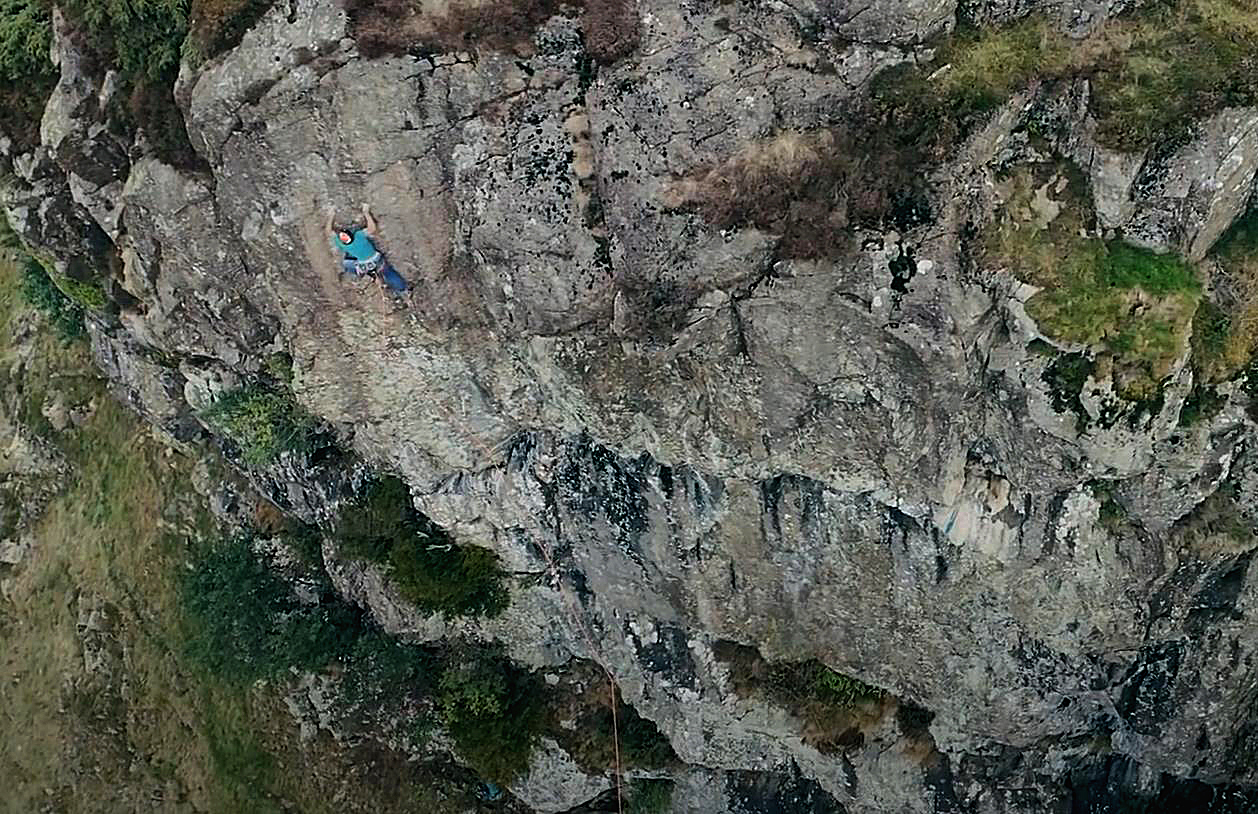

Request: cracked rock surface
left=6, top=0, right=1258, bottom=811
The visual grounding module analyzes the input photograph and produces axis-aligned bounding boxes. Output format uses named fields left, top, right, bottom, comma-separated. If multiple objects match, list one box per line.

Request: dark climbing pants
left=342, top=258, right=408, bottom=292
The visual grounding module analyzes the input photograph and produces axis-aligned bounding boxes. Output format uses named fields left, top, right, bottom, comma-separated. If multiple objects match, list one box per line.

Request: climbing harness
left=354, top=252, right=384, bottom=274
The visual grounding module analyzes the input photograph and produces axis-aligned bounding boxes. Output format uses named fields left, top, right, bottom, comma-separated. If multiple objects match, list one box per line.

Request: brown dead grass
left=665, top=128, right=922, bottom=259
left=347, top=0, right=638, bottom=61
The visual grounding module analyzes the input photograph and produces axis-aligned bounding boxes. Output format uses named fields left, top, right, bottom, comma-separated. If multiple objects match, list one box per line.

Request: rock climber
left=326, top=203, right=412, bottom=303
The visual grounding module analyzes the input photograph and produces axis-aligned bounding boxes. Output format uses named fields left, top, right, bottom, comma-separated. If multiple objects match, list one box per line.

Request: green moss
left=201, top=386, right=320, bottom=466
left=57, top=275, right=108, bottom=310
left=437, top=650, right=546, bottom=782
left=336, top=477, right=509, bottom=619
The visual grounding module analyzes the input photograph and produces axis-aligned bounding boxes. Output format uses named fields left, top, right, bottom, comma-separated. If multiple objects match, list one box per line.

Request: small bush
left=581, top=0, right=638, bottom=64
left=179, top=537, right=358, bottom=680
left=626, top=779, right=674, bottom=814
left=437, top=650, right=546, bottom=782
left=0, top=0, right=52, bottom=82
left=556, top=683, right=677, bottom=772
left=202, top=386, right=320, bottom=465
left=715, top=642, right=883, bottom=754
left=19, top=256, right=86, bottom=340
left=337, top=477, right=509, bottom=618
left=347, top=0, right=574, bottom=59
left=187, top=0, right=273, bottom=59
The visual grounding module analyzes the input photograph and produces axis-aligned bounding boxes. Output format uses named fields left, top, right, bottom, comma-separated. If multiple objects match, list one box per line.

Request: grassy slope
left=0, top=253, right=453, bottom=813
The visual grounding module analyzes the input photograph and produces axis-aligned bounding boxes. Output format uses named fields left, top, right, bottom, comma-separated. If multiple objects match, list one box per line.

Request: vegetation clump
left=336, top=476, right=509, bottom=619
left=179, top=537, right=362, bottom=680
left=1192, top=214, right=1258, bottom=383
left=437, top=649, right=546, bottom=781
left=19, top=256, right=86, bottom=340
left=201, top=385, right=321, bottom=465
left=553, top=678, right=677, bottom=773
left=986, top=166, right=1200, bottom=399
left=715, top=642, right=884, bottom=754
left=626, top=779, right=675, bottom=814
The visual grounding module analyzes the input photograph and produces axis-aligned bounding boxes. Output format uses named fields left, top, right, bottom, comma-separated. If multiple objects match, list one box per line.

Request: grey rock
left=13, top=0, right=1258, bottom=810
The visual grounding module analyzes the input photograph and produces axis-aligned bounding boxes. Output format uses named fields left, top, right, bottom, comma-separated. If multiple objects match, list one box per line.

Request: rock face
left=6, top=0, right=1258, bottom=812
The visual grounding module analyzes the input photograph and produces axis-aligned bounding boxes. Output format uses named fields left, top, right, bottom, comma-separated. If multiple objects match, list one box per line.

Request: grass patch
left=1193, top=213, right=1258, bottom=382
left=1089, top=0, right=1258, bottom=150
left=873, top=0, right=1258, bottom=154
left=986, top=166, right=1200, bottom=398
left=336, top=476, right=509, bottom=619
left=201, top=385, right=321, bottom=465
left=0, top=253, right=485, bottom=813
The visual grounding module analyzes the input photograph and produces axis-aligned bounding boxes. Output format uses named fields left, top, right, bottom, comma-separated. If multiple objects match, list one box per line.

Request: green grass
left=1192, top=213, right=1258, bottom=381
left=873, top=0, right=1258, bottom=155
left=336, top=477, right=510, bottom=619
left=986, top=167, right=1200, bottom=398
left=1090, top=0, right=1258, bottom=150
left=201, top=385, right=321, bottom=465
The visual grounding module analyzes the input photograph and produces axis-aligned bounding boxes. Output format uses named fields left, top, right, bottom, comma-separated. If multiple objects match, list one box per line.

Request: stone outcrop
left=5, top=0, right=1258, bottom=811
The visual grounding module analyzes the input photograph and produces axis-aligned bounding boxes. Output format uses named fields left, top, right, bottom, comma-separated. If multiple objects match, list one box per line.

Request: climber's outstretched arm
left=361, top=202, right=378, bottom=237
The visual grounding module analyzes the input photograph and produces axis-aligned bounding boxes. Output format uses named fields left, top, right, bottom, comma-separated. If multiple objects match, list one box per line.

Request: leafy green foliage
left=201, top=386, right=320, bottom=465
left=19, top=256, right=86, bottom=340
left=437, top=651, right=546, bottom=782
left=626, top=779, right=675, bottom=814
left=0, top=0, right=50, bottom=81
left=337, top=477, right=510, bottom=618
left=62, top=0, right=188, bottom=81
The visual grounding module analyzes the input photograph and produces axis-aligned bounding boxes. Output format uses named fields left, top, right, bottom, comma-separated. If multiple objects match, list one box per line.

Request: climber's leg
left=379, top=263, right=408, bottom=292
